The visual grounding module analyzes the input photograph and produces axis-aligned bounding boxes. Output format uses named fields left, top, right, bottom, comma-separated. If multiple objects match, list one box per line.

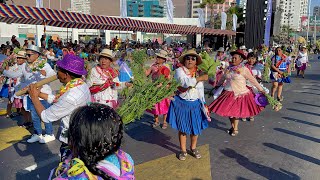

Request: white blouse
left=86, top=67, right=126, bottom=107
left=175, top=67, right=204, bottom=102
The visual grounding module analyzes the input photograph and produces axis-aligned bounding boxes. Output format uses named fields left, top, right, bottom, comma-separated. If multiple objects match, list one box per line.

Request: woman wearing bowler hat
left=209, top=50, right=266, bottom=137
left=87, top=49, right=132, bottom=109
left=167, top=49, right=209, bottom=161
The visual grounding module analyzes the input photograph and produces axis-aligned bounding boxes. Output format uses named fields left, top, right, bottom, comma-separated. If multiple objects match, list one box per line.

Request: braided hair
left=68, top=103, right=124, bottom=180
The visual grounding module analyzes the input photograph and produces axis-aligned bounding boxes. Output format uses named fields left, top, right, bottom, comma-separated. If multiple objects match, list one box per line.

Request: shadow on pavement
left=207, top=118, right=228, bottom=132
left=301, top=92, right=320, bottom=96
left=10, top=136, right=59, bottom=180
left=263, top=143, right=320, bottom=165
left=300, top=87, right=320, bottom=91
left=293, top=102, right=320, bottom=108
left=125, top=115, right=180, bottom=154
left=220, top=148, right=300, bottom=180
left=287, top=108, right=320, bottom=116
left=274, top=128, right=320, bottom=143
left=282, top=117, right=320, bottom=128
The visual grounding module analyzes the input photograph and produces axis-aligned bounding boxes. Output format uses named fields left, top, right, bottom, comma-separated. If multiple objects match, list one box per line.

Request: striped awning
left=0, top=4, right=236, bottom=36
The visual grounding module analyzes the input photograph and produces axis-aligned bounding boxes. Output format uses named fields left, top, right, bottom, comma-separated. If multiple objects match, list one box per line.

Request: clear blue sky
left=311, top=0, right=320, bottom=13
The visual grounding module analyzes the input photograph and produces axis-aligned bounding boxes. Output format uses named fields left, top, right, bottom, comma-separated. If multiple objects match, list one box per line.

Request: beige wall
left=90, top=0, right=120, bottom=16
left=173, top=0, right=188, bottom=18
left=7, top=0, right=70, bottom=11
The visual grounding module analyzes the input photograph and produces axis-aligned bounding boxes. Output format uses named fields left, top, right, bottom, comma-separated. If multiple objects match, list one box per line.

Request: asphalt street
left=0, top=55, right=319, bottom=180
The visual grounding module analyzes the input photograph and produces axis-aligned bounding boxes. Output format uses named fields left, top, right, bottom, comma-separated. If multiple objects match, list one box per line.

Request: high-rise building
left=314, top=6, right=320, bottom=16
left=69, top=0, right=91, bottom=14
left=238, top=0, right=247, bottom=8
left=127, top=0, right=164, bottom=17
left=275, top=0, right=309, bottom=31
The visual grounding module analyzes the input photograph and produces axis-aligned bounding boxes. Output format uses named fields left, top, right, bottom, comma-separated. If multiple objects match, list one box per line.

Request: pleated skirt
left=166, top=96, right=208, bottom=135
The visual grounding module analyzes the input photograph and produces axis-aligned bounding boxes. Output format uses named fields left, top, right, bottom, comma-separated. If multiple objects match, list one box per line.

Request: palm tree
left=200, top=0, right=225, bottom=28
left=226, top=6, right=244, bottom=30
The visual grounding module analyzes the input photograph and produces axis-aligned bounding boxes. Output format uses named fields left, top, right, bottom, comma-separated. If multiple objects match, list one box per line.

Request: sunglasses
left=185, top=56, right=197, bottom=61
left=26, top=54, right=34, bottom=57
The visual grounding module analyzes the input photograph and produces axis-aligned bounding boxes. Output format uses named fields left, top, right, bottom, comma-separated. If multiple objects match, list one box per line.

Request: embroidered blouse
left=218, top=65, right=263, bottom=96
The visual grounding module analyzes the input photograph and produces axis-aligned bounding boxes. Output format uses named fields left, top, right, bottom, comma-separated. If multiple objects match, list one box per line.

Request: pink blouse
left=218, top=66, right=263, bottom=96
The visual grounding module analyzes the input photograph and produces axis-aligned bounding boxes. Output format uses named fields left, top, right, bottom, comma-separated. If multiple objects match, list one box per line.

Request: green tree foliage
left=200, top=0, right=225, bottom=28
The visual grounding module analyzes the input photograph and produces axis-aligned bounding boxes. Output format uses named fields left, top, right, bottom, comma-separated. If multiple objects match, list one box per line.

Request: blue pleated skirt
left=166, top=96, right=208, bottom=135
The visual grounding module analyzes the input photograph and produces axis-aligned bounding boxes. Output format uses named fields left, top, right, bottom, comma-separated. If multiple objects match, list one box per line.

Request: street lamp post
left=306, top=0, right=312, bottom=44
left=287, top=13, right=293, bottom=43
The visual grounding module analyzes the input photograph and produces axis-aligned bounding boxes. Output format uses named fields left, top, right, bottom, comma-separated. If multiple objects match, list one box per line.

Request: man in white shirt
left=3, top=45, right=56, bottom=144
left=28, top=54, right=91, bottom=155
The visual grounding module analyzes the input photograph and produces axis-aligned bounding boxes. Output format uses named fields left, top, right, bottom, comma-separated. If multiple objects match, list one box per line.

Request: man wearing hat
left=3, top=45, right=56, bottom=144
left=28, top=54, right=91, bottom=152
left=87, top=49, right=131, bottom=109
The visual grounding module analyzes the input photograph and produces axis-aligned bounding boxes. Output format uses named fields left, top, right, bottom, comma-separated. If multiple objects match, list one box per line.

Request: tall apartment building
left=127, top=0, right=164, bottom=17
left=69, top=0, right=91, bottom=14
left=237, top=0, right=247, bottom=8
left=314, top=6, right=320, bottom=16
left=275, top=0, right=309, bottom=31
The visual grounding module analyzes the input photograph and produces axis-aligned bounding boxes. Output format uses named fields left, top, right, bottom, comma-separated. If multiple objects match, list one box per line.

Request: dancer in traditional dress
left=295, top=45, right=308, bottom=78
left=172, top=47, right=183, bottom=71
left=49, top=103, right=134, bottom=179
left=145, top=50, right=171, bottom=129
left=28, top=54, right=91, bottom=152
left=209, top=50, right=266, bottom=136
left=3, top=45, right=56, bottom=143
left=215, top=47, right=229, bottom=64
left=270, top=47, right=291, bottom=102
left=167, top=49, right=208, bottom=160
left=87, top=49, right=131, bottom=109
left=242, top=52, right=264, bottom=122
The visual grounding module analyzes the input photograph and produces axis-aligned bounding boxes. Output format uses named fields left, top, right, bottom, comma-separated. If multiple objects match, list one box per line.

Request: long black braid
left=68, top=103, right=124, bottom=180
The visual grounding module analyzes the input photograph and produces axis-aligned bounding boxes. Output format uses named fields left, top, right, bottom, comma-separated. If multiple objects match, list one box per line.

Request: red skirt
left=209, top=90, right=264, bottom=118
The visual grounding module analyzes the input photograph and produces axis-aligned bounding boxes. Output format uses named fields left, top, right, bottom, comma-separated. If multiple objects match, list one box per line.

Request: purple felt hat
left=254, top=93, right=269, bottom=107
left=57, top=54, right=87, bottom=75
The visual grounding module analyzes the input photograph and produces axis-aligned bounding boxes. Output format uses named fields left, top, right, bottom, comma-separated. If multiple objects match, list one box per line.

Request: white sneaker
left=27, top=134, right=43, bottom=143
left=39, top=134, right=55, bottom=144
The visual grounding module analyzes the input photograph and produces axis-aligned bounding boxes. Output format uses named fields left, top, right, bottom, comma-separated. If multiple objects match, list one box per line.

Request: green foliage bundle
left=263, top=56, right=271, bottom=82
left=198, top=52, right=220, bottom=77
left=117, top=50, right=180, bottom=124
